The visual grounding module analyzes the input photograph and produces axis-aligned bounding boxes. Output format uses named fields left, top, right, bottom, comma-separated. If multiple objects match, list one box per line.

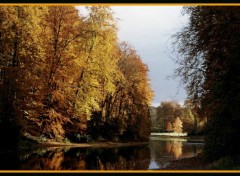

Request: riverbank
left=34, top=141, right=149, bottom=148
left=20, top=132, right=149, bottom=149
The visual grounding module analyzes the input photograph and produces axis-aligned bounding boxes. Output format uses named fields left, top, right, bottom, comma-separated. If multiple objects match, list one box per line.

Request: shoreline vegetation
left=25, top=134, right=204, bottom=148
left=19, top=132, right=150, bottom=149
left=21, top=133, right=204, bottom=147
left=21, top=134, right=205, bottom=149
left=35, top=141, right=149, bottom=148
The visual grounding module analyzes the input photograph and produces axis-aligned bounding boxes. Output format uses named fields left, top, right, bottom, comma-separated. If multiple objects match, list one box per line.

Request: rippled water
left=0, top=137, right=204, bottom=170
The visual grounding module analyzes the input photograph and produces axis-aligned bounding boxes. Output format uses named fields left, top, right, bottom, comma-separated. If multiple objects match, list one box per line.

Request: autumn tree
left=88, top=42, right=153, bottom=141
left=166, top=121, right=173, bottom=132
left=0, top=6, right=153, bottom=145
left=154, top=100, right=205, bottom=134
left=75, top=6, right=122, bottom=140
left=0, top=6, right=47, bottom=148
left=75, top=6, right=119, bottom=120
left=174, top=6, right=240, bottom=160
left=156, top=101, right=183, bottom=131
left=116, top=42, right=153, bottom=140
left=37, top=6, right=86, bottom=141
left=173, top=117, right=183, bottom=133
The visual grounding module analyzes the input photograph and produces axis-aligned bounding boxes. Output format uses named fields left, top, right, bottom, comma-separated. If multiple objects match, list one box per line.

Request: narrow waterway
left=0, top=137, right=204, bottom=170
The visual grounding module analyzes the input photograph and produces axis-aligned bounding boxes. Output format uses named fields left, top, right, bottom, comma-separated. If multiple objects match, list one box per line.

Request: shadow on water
left=0, top=137, right=204, bottom=170
left=18, top=146, right=150, bottom=170
left=0, top=150, right=19, bottom=170
left=0, top=123, right=20, bottom=170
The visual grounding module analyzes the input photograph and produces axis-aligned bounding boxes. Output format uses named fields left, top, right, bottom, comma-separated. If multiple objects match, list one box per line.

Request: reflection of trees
left=167, top=142, right=203, bottom=160
left=18, top=141, right=203, bottom=170
left=78, top=159, right=86, bottom=169
left=47, top=151, right=64, bottom=169
left=19, top=146, right=150, bottom=170
left=171, top=141, right=182, bottom=159
left=151, top=140, right=182, bottom=160
left=165, top=141, right=204, bottom=159
left=165, top=141, right=172, bottom=153
left=149, top=138, right=204, bottom=168
left=98, top=147, right=150, bottom=170
left=62, top=154, right=87, bottom=170
left=19, top=148, right=65, bottom=170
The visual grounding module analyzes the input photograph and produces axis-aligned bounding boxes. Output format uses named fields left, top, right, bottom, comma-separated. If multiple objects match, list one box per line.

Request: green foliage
left=154, top=100, right=205, bottom=133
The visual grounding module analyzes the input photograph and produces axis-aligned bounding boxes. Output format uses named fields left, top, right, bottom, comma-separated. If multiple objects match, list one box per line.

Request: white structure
left=150, top=132, right=188, bottom=137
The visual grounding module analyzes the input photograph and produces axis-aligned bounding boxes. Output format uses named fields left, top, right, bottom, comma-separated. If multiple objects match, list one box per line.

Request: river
left=0, top=136, right=204, bottom=170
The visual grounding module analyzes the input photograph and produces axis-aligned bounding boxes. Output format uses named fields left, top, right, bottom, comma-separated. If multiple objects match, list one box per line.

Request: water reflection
left=0, top=137, right=203, bottom=170
left=18, top=146, right=151, bottom=170
left=149, top=137, right=203, bottom=169
left=167, top=141, right=182, bottom=159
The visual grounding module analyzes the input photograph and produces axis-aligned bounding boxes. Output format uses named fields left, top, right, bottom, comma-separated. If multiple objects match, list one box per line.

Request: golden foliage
left=173, top=117, right=183, bottom=133
left=0, top=6, right=154, bottom=142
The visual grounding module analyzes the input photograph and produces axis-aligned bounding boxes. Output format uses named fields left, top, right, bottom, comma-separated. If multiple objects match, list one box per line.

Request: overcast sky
left=77, top=6, right=189, bottom=107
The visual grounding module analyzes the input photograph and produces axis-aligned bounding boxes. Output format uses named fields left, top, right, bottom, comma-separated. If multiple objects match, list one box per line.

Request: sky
left=77, top=6, right=189, bottom=107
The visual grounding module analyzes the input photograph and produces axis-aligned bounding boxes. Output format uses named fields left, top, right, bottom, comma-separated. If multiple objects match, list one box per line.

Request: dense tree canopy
left=174, top=6, right=240, bottom=161
left=0, top=6, right=153, bottom=146
left=152, top=101, right=205, bottom=133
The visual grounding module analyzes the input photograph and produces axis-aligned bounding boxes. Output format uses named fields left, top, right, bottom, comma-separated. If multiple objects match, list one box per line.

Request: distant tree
left=173, top=117, right=183, bottom=133
left=156, top=101, right=183, bottom=130
left=166, top=121, right=173, bottom=132
left=155, top=100, right=206, bottom=134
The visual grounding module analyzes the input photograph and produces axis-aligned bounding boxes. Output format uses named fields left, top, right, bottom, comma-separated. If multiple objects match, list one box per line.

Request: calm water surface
left=0, top=137, right=203, bottom=170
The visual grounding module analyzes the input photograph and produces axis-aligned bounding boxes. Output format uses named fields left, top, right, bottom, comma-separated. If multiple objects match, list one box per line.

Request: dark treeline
left=174, top=6, right=240, bottom=162
left=0, top=6, right=153, bottom=148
